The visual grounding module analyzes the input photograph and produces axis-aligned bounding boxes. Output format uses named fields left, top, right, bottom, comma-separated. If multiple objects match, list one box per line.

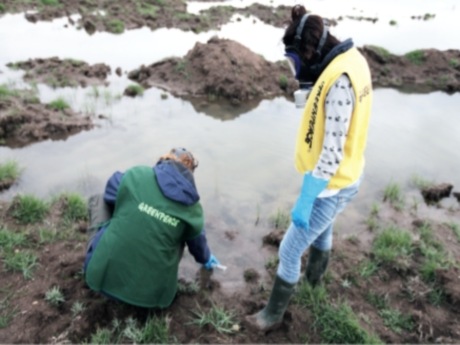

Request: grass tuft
left=48, top=97, right=70, bottom=111
left=45, top=286, right=65, bottom=306
left=372, top=226, right=412, bottom=264
left=59, top=192, right=88, bottom=223
left=383, top=182, right=404, bottom=210
left=269, top=208, right=290, bottom=229
left=190, top=303, right=237, bottom=334
left=0, top=160, right=21, bottom=186
left=3, top=250, right=38, bottom=279
left=295, top=283, right=382, bottom=344
left=11, top=194, right=49, bottom=224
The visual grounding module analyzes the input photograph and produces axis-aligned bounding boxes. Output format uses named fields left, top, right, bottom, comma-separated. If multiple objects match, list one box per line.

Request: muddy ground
left=1, top=2, right=460, bottom=344
left=0, top=185, right=459, bottom=344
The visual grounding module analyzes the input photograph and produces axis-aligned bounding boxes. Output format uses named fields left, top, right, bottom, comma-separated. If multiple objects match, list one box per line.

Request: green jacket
left=85, top=165, right=203, bottom=308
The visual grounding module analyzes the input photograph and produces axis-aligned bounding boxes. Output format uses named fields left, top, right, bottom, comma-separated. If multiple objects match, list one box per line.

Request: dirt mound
left=360, top=46, right=460, bottom=93
left=128, top=36, right=297, bottom=105
left=8, top=57, right=111, bottom=88
left=0, top=88, right=93, bottom=148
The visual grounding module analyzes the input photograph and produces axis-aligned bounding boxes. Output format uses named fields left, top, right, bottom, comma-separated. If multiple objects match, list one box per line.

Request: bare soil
left=0, top=87, right=93, bottom=148
left=1, top=2, right=460, bottom=344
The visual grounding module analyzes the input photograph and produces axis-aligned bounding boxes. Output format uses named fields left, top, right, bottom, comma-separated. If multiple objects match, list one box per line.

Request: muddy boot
left=245, top=275, right=295, bottom=331
left=305, top=246, right=330, bottom=287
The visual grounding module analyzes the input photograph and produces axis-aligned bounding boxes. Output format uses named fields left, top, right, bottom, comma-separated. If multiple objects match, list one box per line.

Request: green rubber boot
left=245, top=275, right=295, bottom=331
left=305, top=246, right=330, bottom=287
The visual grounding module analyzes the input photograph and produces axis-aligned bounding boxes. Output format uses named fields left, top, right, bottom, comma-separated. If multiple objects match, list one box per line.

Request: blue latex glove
left=291, top=172, right=328, bottom=230
left=203, top=254, right=220, bottom=270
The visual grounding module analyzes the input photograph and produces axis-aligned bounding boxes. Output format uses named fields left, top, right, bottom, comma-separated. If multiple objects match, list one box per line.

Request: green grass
left=358, top=260, right=379, bottom=278
left=0, top=227, right=36, bottom=278
left=0, top=228, right=28, bottom=251
left=419, top=244, right=449, bottom=282
left=379, top=308, right=413, bottom=334
left=372, top=226, right=412, bottom=264
left=295, top=284, right=382, bottom=344
left=383, top=182, right=404, bottom=210
left=40, top=0, right=60, bottom=5
left=123, top=316, right=171, bottom=344
left=177, top=280, right=199, bottom=295
left=367, top=45, right=391, bottom=60
left=265, top=255, right=279, bottom=270
left=366, top=216, right=379, bottom=232
left=0, top=295, right=17, bottom=329
left=3, top=250, right=38, bottom=279
left=38, top=227, right=58, bottom=243
left=428, top=288, right=445, bottom=306
left=45, top=286, right=65, bottom=306
left=366, top=292, right=413, bottom=334
left=48, top=97, right=70, bottom=111
left=444, top=222, right=460, bottom=242
left=449, top=58, right=460, bottom=69
left=58, top=193, right=88, bottom=223
left=11, top=194, right=49, bottom=224
left=405, top=50, right=425, bottom=65
left=125, top=84, right=144, bottom=97
left=89, top=327, right=113, bottom=344
left=278, top=74, right=288, bottom=89
left=366, top=292, right=389, bottom=310
left=269, top=208, right=290, bottom=229
left=366, top=203, right=380, bottom=231
left=0, top=84, right=19, bottom=99
left=137, top=3, right=159, bottom=17
left=71, top=301, right=85, bottom=317
left=190, top=303, right=237, bottom=334
left=415, top=222, right=450, bottom=282
left=106, top=19, right=125, bottom=34
left=410, top=174, right=433, bottom=189
left=88, top=315, right=172, bottom=344
left=0, top=160, right=21, bottom=185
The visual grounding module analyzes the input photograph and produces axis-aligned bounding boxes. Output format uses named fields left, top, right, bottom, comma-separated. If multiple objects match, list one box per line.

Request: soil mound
left=0, top=89, right=93, bottom=148
left=8, top=58, right=111, bottom=88
left=360, top=46, right=460, bottom=93
left=128, top=36, right=298, bottom=105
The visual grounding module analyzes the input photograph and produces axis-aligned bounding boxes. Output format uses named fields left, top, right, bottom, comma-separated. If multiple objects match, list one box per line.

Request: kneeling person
left=84, top=147, right=220, bottom=308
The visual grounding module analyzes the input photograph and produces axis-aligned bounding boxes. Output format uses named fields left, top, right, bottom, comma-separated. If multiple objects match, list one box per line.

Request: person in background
left=246, top=4, right=373, bottom=331
left=83, top=147, right=220, bottom=308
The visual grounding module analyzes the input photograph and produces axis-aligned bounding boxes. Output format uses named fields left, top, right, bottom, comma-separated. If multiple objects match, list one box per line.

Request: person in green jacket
left=83, top=147, right=220, bottom=308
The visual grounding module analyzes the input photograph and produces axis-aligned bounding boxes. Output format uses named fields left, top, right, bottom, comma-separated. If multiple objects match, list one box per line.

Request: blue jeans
left=277, top=179, right=361, bottom=284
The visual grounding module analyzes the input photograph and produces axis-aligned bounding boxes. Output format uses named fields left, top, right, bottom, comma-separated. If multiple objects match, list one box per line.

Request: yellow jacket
left=295, top=47, right=373, bottom=189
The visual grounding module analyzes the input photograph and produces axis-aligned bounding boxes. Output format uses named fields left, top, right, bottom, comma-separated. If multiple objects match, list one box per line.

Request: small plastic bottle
left=294, top=82, right=313, bottom=108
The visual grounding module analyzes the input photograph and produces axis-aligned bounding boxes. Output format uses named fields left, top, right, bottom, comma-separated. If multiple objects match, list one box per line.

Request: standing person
left=83, top=147, right=220, bottom=308
left=246, top=5, right=373, bottom=331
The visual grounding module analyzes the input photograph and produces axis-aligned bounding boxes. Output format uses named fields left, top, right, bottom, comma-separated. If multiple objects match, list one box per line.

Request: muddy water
left=1, top=1, right=460, bottom=291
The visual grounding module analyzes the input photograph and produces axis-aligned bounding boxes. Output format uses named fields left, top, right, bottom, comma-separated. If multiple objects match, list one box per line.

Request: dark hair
left=283, top=5, right=340, bottom=61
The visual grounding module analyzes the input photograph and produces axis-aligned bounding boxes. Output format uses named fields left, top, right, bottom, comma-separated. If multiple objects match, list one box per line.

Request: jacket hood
left=153, top=160, right=199, bottom=206
left=310, top=38, right=354, bottom=79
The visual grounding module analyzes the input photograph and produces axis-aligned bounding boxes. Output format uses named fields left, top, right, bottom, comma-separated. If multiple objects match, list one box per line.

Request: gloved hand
left=203, top=254, right=220, bottom=270
left=291, top=172, right=328, bottom=230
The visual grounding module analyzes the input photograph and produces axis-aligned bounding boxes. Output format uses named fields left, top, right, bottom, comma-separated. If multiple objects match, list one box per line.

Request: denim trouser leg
left=277, top=181, right=360, bottom=284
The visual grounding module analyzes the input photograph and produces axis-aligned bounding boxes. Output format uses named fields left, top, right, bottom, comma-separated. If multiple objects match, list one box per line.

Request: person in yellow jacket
left=246, top=4, right=373, bottom=331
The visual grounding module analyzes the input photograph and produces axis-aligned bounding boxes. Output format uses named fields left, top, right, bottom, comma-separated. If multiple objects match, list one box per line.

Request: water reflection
left=1, top=2, right=460, bottom=291
left=187, top=96, right=268, bottom=121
